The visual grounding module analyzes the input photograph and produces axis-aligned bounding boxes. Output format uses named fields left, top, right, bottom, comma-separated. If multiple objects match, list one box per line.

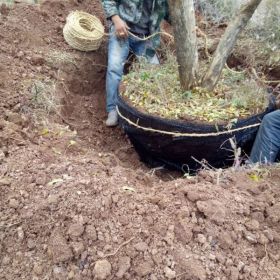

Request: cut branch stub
left=202, top=0, right=264, bottom=91
left=168, top=0, right=198, bottom=91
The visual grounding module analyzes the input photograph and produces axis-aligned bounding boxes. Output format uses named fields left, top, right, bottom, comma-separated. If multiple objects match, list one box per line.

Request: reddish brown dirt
left=1, top=1, right=280, bottom=280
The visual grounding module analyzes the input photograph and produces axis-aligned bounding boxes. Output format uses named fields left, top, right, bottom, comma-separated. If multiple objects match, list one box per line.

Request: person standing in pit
left=101, top=0, right=169, bottom=126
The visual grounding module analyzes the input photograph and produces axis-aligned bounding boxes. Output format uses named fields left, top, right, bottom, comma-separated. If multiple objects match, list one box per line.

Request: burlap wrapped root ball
left=63, top=11, right=105, bottom=52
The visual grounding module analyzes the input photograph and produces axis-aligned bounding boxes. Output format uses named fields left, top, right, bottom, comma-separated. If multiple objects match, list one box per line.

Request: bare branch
left=202, top=0, right=263, bottom=91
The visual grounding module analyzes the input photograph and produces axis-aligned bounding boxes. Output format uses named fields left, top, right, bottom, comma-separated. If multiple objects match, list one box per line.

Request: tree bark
left=202, top=0, right=263, bottom=91
left=168, top=0, right=198, bottom=90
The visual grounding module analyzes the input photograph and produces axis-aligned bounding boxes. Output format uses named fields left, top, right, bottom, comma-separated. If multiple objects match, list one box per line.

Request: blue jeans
left=106, top=27, right=159, bottom=112
left=250, top=109, right=280, bottom=163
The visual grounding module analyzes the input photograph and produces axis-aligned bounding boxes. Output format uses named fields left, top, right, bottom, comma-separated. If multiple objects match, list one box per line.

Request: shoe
left=106, top=110, right=118, bottom=127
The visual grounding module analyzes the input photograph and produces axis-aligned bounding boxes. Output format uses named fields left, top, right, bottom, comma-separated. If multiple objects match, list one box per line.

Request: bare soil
left=0, top=1, right=280, bottom=280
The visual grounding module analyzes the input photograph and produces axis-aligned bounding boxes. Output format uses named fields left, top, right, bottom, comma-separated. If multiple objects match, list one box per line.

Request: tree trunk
left=202, top=0, right=263, bottom=91
left=168, top=0, right=198, bottom=90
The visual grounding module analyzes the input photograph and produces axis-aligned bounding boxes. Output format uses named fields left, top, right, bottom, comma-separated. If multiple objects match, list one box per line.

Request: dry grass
left=122, top=53, right=268, bottom=125
left=46, top=50, right=78, bottom=68
left=30, top=79, right=60, bottom=115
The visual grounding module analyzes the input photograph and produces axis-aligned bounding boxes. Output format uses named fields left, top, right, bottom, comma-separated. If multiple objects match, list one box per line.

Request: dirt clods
left=0, top=1, right=280, bottom=280
left=93, top=259, right=112, bottom=279
left=48, top=229, right=73, bottom=263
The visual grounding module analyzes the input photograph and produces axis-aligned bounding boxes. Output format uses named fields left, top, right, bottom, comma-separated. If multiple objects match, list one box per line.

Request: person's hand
left=111, top=15, right=129, bottom=39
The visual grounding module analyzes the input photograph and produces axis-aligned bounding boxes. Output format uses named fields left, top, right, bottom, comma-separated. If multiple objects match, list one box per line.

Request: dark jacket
left=101, top=0, right=169, bottom=48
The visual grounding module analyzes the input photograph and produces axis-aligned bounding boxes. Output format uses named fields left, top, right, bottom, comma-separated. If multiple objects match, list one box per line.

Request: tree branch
left=202, top=0, right=263, bottom=91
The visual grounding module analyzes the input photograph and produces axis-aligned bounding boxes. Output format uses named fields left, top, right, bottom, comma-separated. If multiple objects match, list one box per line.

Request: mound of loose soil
left=1, top=1, right=280, bottom=280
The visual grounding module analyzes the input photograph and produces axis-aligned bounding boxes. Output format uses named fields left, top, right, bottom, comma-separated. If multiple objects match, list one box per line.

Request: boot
left=106, top=110, right=118, bottom=127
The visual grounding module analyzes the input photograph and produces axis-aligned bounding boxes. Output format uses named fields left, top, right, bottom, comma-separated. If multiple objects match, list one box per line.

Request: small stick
left=102, top=237, right=135, bottom=259
left=225, top=63, right=246, bottom=74
left=251, top=67, right=280, bottom=84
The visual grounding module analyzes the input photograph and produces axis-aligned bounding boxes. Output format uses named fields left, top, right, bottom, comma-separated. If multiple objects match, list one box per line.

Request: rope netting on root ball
left=117, top=93, right=274, bottom=173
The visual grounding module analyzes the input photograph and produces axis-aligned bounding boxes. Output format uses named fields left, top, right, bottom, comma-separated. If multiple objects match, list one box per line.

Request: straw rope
left=63, top=11, right=173, bottom=52
left=116, top=106, right=261, bottom=137
left=63, top=11, right=105, bottom=51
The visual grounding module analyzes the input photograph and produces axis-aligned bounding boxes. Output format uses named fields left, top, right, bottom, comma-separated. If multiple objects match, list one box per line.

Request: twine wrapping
left=116, top=106, right=261, bottom=137
left=63, top=11, right=104, bottom=51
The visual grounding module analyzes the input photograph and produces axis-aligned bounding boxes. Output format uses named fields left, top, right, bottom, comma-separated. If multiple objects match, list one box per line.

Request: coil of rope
left=63, top=11, right=174, bottom=52
left=63, top=11, right=105, bottom=51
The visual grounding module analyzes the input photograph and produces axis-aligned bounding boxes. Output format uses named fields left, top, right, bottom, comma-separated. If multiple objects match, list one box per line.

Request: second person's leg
left=250, top=110, right=280, bottom=163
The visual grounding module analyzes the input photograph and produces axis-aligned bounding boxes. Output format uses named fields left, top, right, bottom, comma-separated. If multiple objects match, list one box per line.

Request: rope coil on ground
left=116, top=106, right=261, bottom=137
left=63, top=11, right=104, bottom=51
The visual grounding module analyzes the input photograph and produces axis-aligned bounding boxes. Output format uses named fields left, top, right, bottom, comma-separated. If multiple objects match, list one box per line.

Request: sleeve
left=101, top=0, right=120, bottom=19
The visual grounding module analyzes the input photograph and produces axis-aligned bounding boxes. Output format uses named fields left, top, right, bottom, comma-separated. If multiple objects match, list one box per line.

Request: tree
left=168, top=0, right=198, bottom=90
left=168, top=0, right=264, bottom=91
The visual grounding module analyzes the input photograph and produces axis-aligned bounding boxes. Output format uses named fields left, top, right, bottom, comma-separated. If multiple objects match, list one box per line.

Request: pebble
left=191, top=212, right=198, bottom=224
left=112, top=194, right=119, bottom=203
left=27, top=239, right=36, bottom=249
left=6, top=112, right=25, bottom=126
left=31, top=54, right=45, bottom=66
left=86, top=225, right=97, bottom=241
left=237, top=261, right=245, bottom=272
left=68, top=223, right=84, bottom=238
left=150, top=274, right=158, bottom=280
left=68, top=271, right=75, bottom=279
left=47, top=194, right=59, bottom=205
left=245, top=220, right=260, bottom=231
left=243, top=266, right=251, bottom=274
left=244, top=232, right=258, bottom=244
left=2, top=256, right=11, bottom=265
left=116, top=256, right=131, bottom=278
left=93, top=260, right=112, bottom=280
left=219, top=232, right=233, bottom=249
left=135, top=261, right=153, bottom=277
left=17, top=227, right=24, bottom=241
left=33, top=263, right=43, bottom=275
left=16, top=50, right=24, bottom=58
left=48, top=230, right=73, bottom=263
left=263, top=229, right=274, bottom=242
left=230, top=267, right=239, bottom=280
left=71, top=242, right=85, bottom=257
left=164, top=267, right=176, bottom=279
left=0, top=177, right=11, bottom=186
left=258, top=233, right=269, bottom=245
left=197, top=234, right=207, bottom=244
left=225, top=258, right=233, bottom=267
left=0, top=150, right=5, bottom=163
left=134, top=241, right=148, bottom=252
left=251, top=211, right=265, bottom=223
left=53, top=266, right=66, bottom=277
left=9, top=198, right=20, bottom=209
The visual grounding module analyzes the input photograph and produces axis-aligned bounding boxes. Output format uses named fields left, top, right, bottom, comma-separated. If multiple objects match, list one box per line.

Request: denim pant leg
left=106, top=33, right=129, bottom=112
left=129, top=37, right=159, bottom=64
left=250, top=110, right=280, bottom=163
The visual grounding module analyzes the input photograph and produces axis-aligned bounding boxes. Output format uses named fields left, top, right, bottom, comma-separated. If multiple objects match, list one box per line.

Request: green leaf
left=248, top=173, right=260, bottom=182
